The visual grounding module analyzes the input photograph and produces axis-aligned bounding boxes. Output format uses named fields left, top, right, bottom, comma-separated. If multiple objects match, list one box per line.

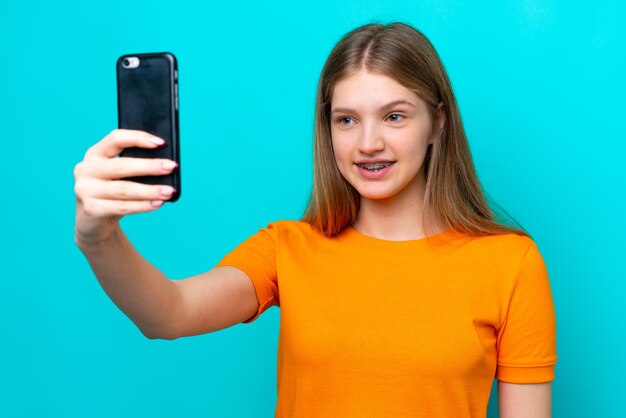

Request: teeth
left=358, top=162, right=393, bottom=171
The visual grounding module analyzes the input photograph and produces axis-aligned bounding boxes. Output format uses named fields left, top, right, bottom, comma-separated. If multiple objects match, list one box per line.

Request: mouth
left=355, top=161, right=396, bottom=172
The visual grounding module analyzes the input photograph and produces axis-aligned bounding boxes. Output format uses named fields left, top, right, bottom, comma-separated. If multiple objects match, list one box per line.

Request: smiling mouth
left=356, top=162, right=395, bottom=171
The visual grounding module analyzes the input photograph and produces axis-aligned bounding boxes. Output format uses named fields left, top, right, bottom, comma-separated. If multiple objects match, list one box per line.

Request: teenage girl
left=74, top=22, right=557, bottom=418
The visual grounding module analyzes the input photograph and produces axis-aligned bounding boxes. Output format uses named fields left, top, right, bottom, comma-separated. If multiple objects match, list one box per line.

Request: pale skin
left=73, top=69, right=550, bottom=416
left=330, top=68, right=445, bottom=240
left=330, top=68, right=552, bottom=417
left=73, top=129, right=259, bottom=338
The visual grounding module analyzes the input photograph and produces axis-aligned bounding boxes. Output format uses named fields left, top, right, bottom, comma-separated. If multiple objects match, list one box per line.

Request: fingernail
left=151, top=200, right=163, bottom=207
left=149, top=136, right=165, bottom=145
left=161, top=160, right=178, bottom=170
left=160, top=187, right=175, bottom=196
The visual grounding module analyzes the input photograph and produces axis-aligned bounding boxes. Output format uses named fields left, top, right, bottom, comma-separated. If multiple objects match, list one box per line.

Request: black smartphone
left=117, top=52, right=181, bottom=202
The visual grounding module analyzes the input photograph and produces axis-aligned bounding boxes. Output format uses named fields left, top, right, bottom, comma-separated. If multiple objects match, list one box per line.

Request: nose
left=357, top=120, right=385, bottom=154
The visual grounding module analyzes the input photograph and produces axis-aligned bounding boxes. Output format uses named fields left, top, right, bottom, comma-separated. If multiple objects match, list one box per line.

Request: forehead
left=331, top=69, right=421, bottom=107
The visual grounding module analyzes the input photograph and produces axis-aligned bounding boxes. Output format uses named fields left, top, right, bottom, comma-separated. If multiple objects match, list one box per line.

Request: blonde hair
left=301, top=22, right=530, bottom=240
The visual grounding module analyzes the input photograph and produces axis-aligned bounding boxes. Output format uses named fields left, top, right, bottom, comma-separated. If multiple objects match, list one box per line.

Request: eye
left=387, top=113, right=405, bottom=122
left=336, top=116, right=353, bottom=125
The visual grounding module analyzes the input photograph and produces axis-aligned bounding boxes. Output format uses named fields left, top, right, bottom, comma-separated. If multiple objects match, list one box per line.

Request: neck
left=352, top=175, right=445, bottom=241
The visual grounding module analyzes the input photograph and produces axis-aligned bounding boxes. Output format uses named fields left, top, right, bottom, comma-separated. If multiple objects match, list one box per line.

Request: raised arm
left=169, top=266, right=259, bottom=338
left=74, top=129, right=259, bottom=339
left=77, top=229, right=259, bottom=339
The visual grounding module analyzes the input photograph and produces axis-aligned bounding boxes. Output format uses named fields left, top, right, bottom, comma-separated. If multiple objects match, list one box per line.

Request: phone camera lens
left=123, top=58, right=130, bottom=67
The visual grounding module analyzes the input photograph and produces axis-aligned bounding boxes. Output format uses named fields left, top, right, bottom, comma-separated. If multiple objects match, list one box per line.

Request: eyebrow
left=331, top=99, right=416, bottom=115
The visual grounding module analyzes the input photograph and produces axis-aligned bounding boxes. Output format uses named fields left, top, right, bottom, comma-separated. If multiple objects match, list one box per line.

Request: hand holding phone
left=73, top=129, right=178, bottom=245
left=117, top=52, right=181, bottom=201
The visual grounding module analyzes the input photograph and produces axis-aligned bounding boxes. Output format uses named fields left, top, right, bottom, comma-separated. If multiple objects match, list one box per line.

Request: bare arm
left=74, top=129, right=259, bottom=340
left=77, top=230, right=259, bottom=339
left=498, top=381, right=552, bottom=418
left=76, top=226, right=182, bottom=339
left=170, top=266, right=259, bottom=338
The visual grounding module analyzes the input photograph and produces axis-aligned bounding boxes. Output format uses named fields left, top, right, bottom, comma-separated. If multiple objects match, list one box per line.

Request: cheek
left=402, top=113, right=433, bottom=138
left=393, top=123, right=432, bottom=152
left=331, top=134, right=350, bottom=164
left=330, top=138, right=354, bottom=180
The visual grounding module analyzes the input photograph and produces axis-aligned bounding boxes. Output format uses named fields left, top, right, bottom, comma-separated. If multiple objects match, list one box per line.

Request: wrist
left=75, top=223, right=121, bottom=250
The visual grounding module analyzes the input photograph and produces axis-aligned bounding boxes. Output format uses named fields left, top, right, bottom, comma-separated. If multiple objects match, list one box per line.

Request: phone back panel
left=117, top=52, right=180, bottom=200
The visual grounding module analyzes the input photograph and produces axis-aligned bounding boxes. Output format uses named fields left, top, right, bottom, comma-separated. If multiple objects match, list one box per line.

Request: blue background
left=1, top=1, right=624, bottom=416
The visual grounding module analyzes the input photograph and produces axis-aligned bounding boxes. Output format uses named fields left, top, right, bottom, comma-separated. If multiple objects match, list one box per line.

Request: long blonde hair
left=301, top=22, right=530, bottom=240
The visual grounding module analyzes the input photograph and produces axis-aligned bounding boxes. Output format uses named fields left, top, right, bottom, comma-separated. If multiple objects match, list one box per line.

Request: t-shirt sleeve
left=214, top=222, right=280, bottom=324
left=496, top=240, right=558, bottom=383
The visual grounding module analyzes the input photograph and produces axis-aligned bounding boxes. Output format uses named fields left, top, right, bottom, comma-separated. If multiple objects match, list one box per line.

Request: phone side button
left=175, top=84, right=178, bottom=110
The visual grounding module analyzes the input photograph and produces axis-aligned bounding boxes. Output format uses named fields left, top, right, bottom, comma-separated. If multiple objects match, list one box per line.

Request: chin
left=354, top=185, right=400, bottom=201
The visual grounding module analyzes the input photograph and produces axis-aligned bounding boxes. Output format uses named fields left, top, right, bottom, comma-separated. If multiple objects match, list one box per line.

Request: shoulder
left=262, top=219, right=319, bottom=241
left=454, top=232, right=551, bottom=295
left=265, top=219, right=313, bottom=232
left=454, top=231, right=540, bottom=266
left=471, top=231, right=534, bottom=251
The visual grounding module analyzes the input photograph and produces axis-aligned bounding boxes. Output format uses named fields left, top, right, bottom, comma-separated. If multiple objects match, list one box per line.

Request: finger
left=90, top=179, right=176, bottom=201
left=92, top=157, right=178, bottom=180
left=85, top=129, right=166, bottom=160
left=81, top=197, right=166, bottom=218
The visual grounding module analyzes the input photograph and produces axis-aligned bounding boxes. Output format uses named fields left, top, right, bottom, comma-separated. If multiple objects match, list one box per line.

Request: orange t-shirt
left=215, top=220, right=557, bottom=417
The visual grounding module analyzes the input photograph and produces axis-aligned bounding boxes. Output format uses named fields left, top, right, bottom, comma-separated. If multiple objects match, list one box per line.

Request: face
left=330, top=69, right=443, bottom=205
